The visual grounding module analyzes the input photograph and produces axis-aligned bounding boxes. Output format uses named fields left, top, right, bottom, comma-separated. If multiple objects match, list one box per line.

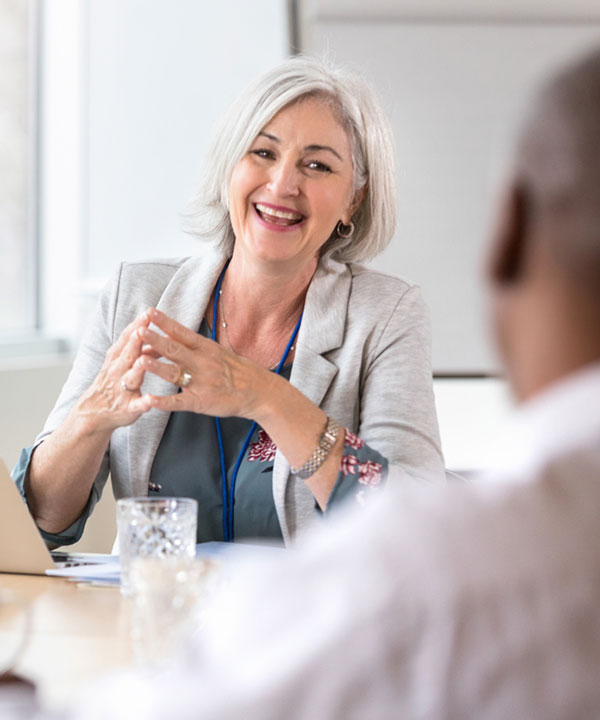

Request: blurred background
left=2, top=0, right=599, bottom=549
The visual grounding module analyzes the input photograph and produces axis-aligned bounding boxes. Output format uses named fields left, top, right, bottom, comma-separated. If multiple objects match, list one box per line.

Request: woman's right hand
left=72, top=312, right=154, bottom=435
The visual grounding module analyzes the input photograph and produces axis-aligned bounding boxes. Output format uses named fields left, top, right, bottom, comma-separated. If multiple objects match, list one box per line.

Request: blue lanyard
left=211, top=260, right=303, bottom=542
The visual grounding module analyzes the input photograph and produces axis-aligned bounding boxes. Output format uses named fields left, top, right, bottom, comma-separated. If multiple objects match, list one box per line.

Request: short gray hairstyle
left=187, top=55, right=396, bottom=264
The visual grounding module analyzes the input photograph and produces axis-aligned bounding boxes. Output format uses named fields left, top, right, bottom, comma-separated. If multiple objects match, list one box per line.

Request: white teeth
left=255, top=203, right=302, bottom=221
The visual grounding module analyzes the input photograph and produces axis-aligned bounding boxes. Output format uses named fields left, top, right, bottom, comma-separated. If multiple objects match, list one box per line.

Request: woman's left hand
left=126, top=308, right=274, bottom=420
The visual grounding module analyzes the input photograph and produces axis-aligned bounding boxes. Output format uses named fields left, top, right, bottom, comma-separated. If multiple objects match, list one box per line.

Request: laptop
left=0, top=459, right=106, bottom=575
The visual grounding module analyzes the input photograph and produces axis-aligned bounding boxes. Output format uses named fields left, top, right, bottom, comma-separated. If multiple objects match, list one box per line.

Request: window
left=0, top=0, right=38, bottom=335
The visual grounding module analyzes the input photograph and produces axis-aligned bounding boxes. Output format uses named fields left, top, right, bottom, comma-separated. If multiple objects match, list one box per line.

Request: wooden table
left=0, top=573, right=133, bottom=713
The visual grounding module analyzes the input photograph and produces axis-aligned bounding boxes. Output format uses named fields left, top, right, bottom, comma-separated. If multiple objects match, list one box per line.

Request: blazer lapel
left=272, top=261, right=352, bottom=542
left=129, top=252, right=227, bottom=496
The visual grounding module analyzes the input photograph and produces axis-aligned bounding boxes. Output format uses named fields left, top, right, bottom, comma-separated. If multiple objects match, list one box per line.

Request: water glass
left=128, top=555, right=219, bottom=665
left=116, top=497, right=197, bottom=596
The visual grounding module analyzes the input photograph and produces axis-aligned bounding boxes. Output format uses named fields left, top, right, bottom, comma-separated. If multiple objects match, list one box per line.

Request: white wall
left=434, top=378, right=513, bottom=473
left=0, top=358, right=71, bottom=470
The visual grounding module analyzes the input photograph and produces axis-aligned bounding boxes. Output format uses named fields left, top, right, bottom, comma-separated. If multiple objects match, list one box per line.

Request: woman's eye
left=306, top=160, right=332, bottom=173
left=251, top=148, right=274, bottom=160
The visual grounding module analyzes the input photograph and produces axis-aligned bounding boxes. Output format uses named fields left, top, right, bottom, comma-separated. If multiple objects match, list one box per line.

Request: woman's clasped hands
left=78, top=307, right=272, bottom=435
left=121, top=308, right=274, bottom=423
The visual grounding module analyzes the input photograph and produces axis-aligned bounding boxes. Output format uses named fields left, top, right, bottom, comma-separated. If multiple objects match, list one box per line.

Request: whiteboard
left=303, top=19, right=600, bottom=373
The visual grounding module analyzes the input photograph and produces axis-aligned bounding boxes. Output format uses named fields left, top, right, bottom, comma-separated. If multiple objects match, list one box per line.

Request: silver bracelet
left=290, top=417, right=341, bottom=480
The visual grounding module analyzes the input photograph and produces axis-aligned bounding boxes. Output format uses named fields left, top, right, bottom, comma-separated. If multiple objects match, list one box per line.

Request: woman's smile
left=253, top=202, right=307, bottom=232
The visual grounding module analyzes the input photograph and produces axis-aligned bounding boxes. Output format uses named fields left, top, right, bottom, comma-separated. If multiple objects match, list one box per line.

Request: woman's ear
left=343, top=184, right=368, bottom=224
left=487, top=181, right=531, bottom=286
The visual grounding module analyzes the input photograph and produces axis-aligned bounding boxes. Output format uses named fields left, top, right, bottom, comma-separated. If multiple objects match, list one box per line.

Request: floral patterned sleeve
left=325, top=429, right=388, bottom=512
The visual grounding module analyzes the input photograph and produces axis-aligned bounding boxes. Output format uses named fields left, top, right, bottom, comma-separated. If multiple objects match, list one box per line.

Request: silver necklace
left=218, top=288, right=295, bottom=370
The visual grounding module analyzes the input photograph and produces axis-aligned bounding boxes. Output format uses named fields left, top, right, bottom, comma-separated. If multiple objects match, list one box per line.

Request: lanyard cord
left=212, top=260, right=230, bottom=540
left=211, top=260, right=303, bottom=542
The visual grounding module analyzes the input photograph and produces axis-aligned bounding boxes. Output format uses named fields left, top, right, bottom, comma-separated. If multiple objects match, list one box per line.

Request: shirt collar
left=487, top=361, right=600, bottom=482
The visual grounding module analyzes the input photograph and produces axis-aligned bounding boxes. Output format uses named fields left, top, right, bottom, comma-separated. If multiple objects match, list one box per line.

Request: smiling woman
left=12, top=56, right=444, bottom=548
left=228, top=98, right=358, bottom=277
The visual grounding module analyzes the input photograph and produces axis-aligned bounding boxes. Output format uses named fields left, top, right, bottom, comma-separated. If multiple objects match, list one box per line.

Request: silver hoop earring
left=337, top=220, right=355, bottom=239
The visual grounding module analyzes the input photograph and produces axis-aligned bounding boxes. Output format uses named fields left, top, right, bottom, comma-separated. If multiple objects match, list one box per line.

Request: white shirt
left=71, top=364, right=600, bottom=720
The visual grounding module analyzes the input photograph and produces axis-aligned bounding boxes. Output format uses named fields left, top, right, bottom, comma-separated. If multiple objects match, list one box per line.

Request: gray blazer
left=37, top=250, right=443, bottom=543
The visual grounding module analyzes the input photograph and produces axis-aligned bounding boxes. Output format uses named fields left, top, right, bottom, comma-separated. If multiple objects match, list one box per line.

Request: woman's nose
left=266, top=160, right=300, bottom=197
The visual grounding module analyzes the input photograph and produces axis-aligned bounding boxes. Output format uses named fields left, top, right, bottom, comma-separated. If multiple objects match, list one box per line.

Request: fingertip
left=135, top=310, right=148, bottom=325
left=139, top=354, right=152, bottom=369
left=145, top=394, right=159, bottom=408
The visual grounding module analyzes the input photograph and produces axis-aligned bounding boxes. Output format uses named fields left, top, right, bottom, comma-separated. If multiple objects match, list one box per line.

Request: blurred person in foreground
left=67, top=47, right=600, bottom=720
left=12, top=56, right=443, bottom=548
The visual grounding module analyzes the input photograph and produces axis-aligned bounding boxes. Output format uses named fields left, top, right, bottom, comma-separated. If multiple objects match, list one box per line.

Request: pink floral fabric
left=341, top=454, right=359, bottom=476
left=341, top=454, right=383, bottom=486
left=248, top=430, right=277, bottom=462
left=344, top=429, right=364, bottom=450
left=356, top=460, right=382, bottom=487
left=339, top=429, right=384, bottom=502
left=340, top=430, right=382, bottom=502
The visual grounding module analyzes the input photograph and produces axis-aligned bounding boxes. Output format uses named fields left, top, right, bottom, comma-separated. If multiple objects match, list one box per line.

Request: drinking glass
left=116, top=497, right=198, bottom=596
left=128, top=555, right=219, bottom=665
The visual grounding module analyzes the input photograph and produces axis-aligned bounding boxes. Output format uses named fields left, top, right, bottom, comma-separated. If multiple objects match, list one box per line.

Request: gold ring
left=176, top=369, right=192, bottom=388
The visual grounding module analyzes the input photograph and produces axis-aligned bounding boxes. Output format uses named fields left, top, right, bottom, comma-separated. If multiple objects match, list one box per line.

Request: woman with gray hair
left=13, top=56, right=444, bottom=546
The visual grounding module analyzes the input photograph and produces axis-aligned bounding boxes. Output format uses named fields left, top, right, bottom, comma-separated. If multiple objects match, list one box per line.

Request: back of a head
left=518, top=47, right=600, bottom=293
